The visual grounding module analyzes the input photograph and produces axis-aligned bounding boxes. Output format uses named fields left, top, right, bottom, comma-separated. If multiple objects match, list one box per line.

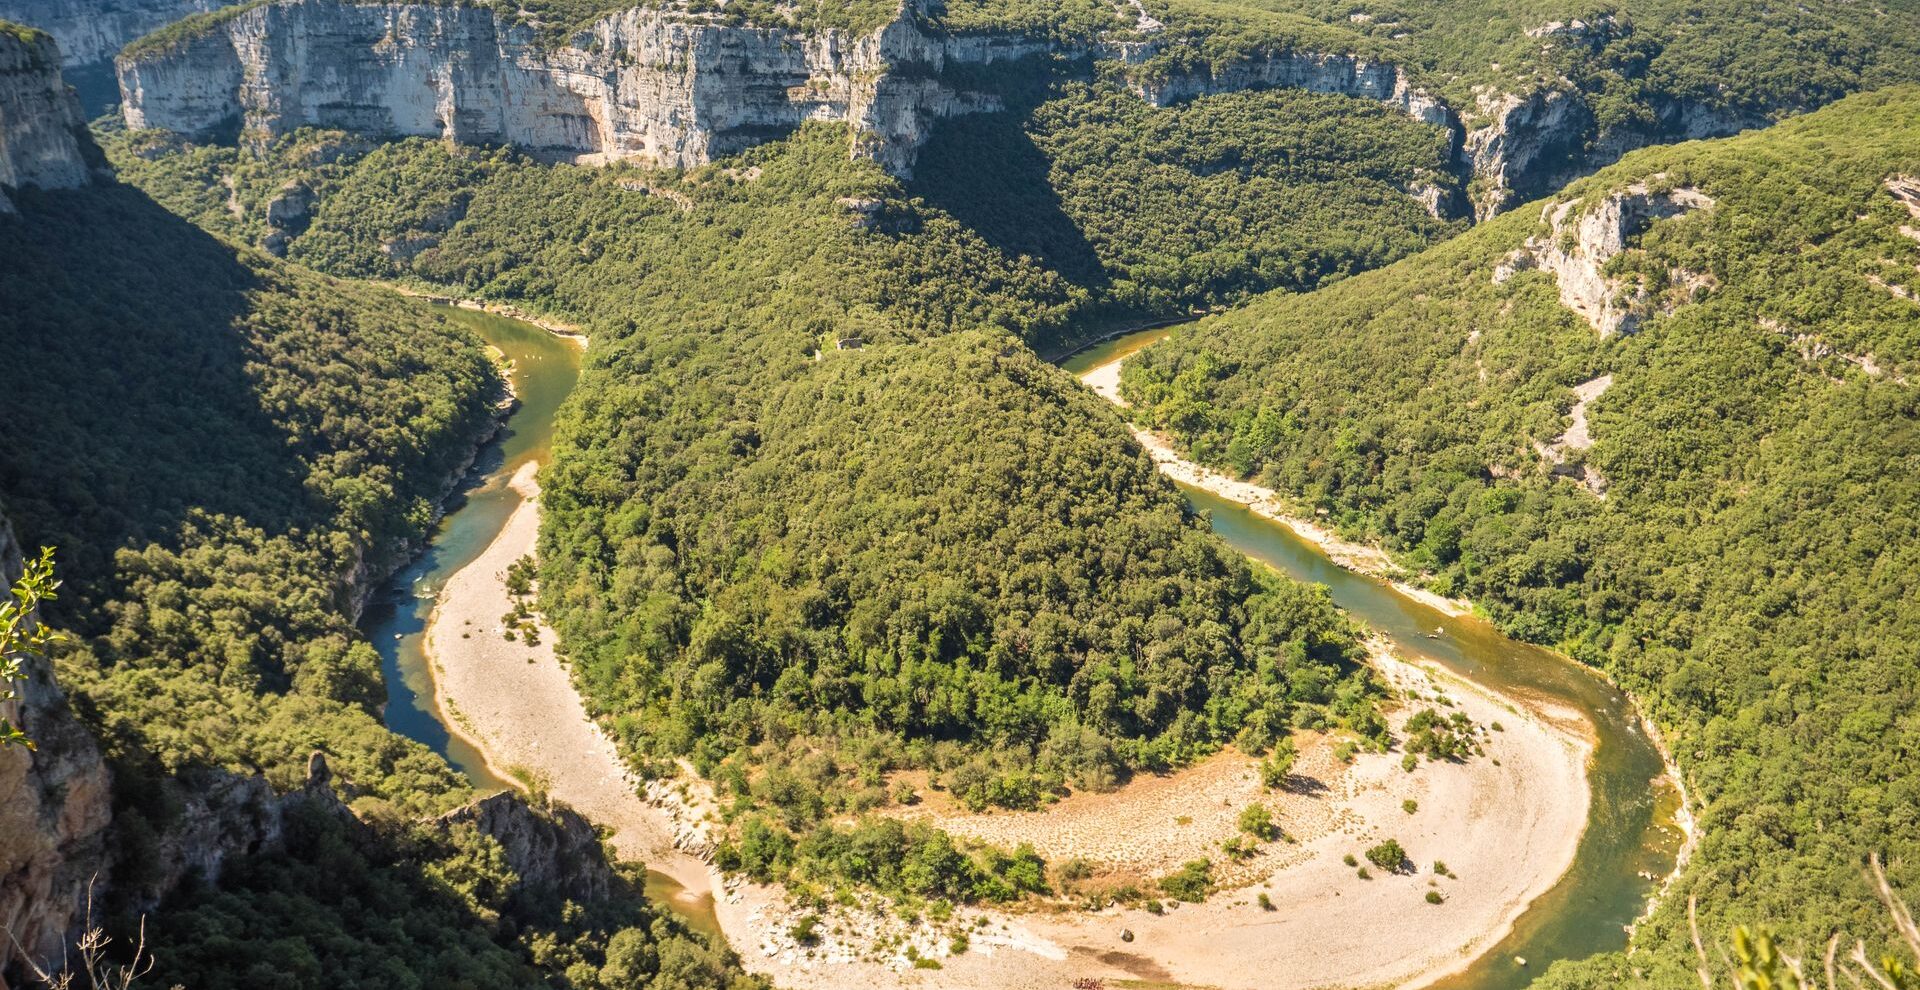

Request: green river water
left=1061, top=327, right=1684, bottom=989
left=368, top=307, right=1681, bottom=988
left=362, top=305, right=726, bottom=937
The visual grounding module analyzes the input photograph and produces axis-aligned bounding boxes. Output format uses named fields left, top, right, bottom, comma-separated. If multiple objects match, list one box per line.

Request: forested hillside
left=104, top=120, right=1394, bottom=896
left=0, top=178, right=757, bottom=989
left=1193, top=0, right=1920, bottom=121
left=910, top=73, right=1462, bottom=322
left=1120, top=87, right=1920, bottom=984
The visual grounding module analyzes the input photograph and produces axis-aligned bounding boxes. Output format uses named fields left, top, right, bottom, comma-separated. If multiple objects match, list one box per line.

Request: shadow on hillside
left=908, top=92, right=1112, bottom=295
left=0, top=182, right=311, bottom=622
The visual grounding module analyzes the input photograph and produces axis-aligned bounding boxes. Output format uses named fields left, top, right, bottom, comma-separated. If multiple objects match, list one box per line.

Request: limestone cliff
left=1117, top=45, right=1455, bottom=133
left=430, top=793, right=617, bottom=911
left=0, top=0, right=227, bottom=67
left=0, top=26, right=96, bottom=211
left=0, top=518, right=113, bottom=990
left=117, top=0, right=1032, bottom=175
left=1466, top=85, right=1762, bottom=219
left=1495, top=180, right=1716, bottom=337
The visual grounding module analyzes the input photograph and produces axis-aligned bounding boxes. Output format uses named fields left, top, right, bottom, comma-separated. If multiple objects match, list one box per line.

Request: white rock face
left=1497, top=181, right=1715, bottom=337
left=1117, top=45, right=1457, bottom=132
left=0, top=28, right=94, bottom=210
left=117, top=0, right=1040, bottom=175
left=0, top=0, right=229, bottom=66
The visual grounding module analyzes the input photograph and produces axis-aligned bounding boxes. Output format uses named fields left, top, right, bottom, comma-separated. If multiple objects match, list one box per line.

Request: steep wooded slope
left=1123, top=86, right=1920, bottom=984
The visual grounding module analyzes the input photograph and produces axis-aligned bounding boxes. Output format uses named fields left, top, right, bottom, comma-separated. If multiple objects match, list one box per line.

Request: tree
left=1259, top=738, right=1298, bottom=789
left=1238, top=804, right=1278, bottom=841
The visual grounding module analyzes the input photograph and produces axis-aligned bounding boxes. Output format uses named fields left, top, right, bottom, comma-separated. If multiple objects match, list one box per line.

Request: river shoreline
left=386, top=283, right=592, bottom=346
left=392, top=308, right=1680, bottom=989
left=1077, top=329, right=1692, bottom=983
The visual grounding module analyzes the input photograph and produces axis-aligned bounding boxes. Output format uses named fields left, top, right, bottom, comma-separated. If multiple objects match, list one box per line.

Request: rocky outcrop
left=1118, top=46, right=1455, bottom=132
left=1495, top=180, right=1715, bottom=336
left=117, top=0, right=1038, bottom=175
left=1465, top=88, right=1592, bottom=220
left=1533, top=374, right=1613, bottom=496
left=0, top=26, right=96, bottom=211
left=430, top=793, right=617, bottom=909
left=0, top=0, right=228, bottom=67
left=0, top=517, right=113, bottom=990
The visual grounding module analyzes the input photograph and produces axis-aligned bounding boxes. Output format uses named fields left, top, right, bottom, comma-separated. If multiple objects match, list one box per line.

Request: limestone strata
left=1496, top=181, right=1715, bottom=337
left=0, top=0, right=228, bottom=66
left=1119, top=46, right=1455, bottom=132
left=117, top=0, right=1036, bottom=175
left=0, top=27, right=94, bottom=211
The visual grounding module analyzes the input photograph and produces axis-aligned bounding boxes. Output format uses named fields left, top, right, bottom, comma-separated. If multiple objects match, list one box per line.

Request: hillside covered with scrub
left=2, top=0, right=1919, bottom=982
left=1120, top=86, right=1920, bottom=985
left=0, top=48, right=762, bottom=983
left=101, top=118, right=1394, bottom=900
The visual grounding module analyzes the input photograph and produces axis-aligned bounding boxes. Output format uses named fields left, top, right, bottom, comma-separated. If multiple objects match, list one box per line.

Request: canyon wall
left=111, top=0, right=1772, bottom=215
left=0, top=26, right=95, bottom=210
left=0, top=0, right=227, bottom=67
left=117, top=0, right=1041, bottom=175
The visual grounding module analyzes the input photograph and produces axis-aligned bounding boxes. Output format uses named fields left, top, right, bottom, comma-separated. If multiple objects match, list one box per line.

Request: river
left=1060, top=327, right=1685, bottom=990
left=365, top=305, right=1680, bottom=987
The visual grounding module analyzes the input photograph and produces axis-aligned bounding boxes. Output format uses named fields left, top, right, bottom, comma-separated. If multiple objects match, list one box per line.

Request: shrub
left=1238, top=804, right=1278, bottom=841
left=1365, top=840, right=1407, bottom=871
left=1259, top=739, right=1298, bottom=789
left=1159, top=860, right=1213, bottom=902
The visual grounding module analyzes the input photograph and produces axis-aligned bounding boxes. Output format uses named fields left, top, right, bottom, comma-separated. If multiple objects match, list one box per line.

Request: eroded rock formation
left=0, top=0, right=228, bottom=67
left=117, top=0, right=1034, bottom=175
left=0, top=26, right=96, bottom=211
left=431, top=793, right=617, bottom=909
left=1496, top=180, right=1716, bottom=336
left=0, top=518, right=113, bottom=990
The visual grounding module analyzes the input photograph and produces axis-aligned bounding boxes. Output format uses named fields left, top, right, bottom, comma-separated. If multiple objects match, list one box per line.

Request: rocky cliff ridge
left=108, top=0, right=1493, bottom=193
left=0, top=26, right=96, bottom=211
left=0, top=517, right=113, bottom=990
left=0, top=0, right=227, bottom=67
left=1495, top=180, right=1716, bottom=336
left=118, top=0, right=1038, bottom=175
left=113, top=0, right=1775, bottom=218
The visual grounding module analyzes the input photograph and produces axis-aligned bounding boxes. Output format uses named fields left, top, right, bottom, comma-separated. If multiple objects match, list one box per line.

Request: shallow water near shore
left=366, top=305, right=1678, bottom=984
left=1064, top=326, right=1683, bottom=989
left=359, top=306, right=720, bottom=937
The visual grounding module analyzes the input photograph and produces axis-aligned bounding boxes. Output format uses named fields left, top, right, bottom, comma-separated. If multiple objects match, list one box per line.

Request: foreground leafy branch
left=0, top=545, right=61, bottom=750
left=1697, top=854, right=1919, bottom=990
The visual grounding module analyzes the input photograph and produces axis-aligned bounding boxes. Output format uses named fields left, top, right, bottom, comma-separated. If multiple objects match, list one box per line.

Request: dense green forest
left=1120, top=87, right=1920, bottom=985
left=0, top=179, right=755, bottom=989
left=1145, top=0, right=1920, bottom=125
left=910, top=71, right=1462, bottom=320
left=105, top=120, right=1398, bottom=895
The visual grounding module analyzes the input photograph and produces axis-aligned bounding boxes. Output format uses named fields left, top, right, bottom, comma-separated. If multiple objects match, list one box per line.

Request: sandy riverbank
left=915, top=641, right=1591, bottom=990
left=419, top=465, right=1593, bottom=990
left=412, top=338, right=1606, bottom=990
left=422, top=462, right=710, bottom=894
